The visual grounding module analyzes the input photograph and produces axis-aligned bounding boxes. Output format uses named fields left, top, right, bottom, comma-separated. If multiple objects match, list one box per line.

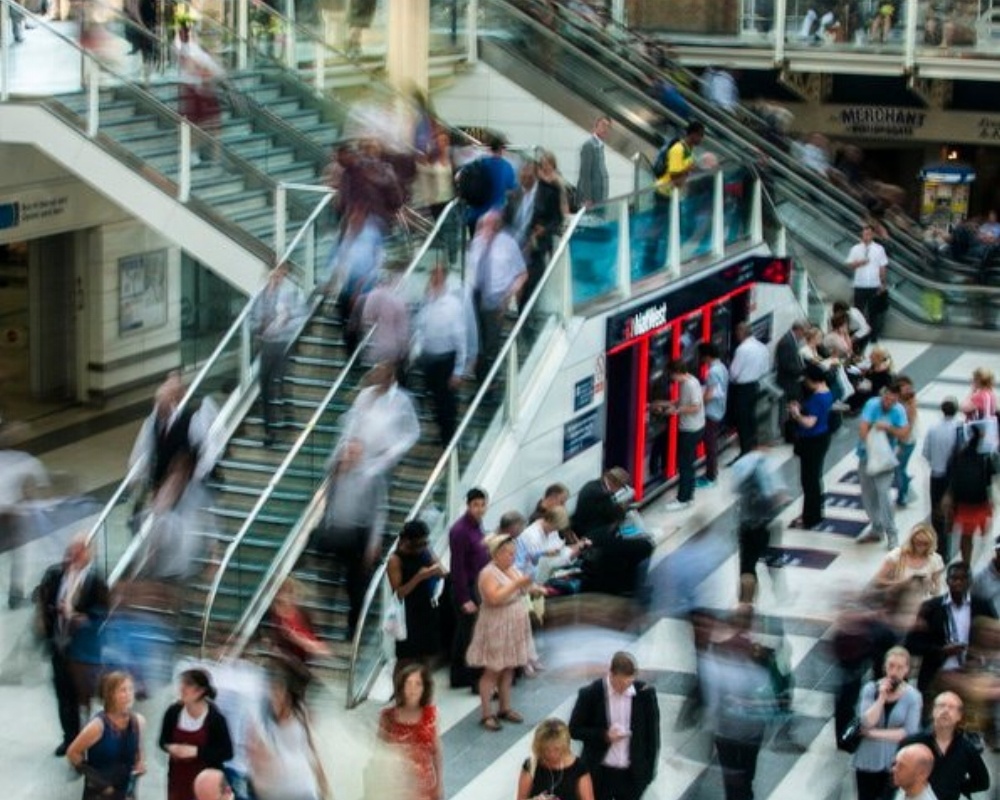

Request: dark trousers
left=855, top=769, right=892, bottom=800
left=51, top=649, right=80, bottom=746
left=449, top=601, right=481, bottom=688
left=854, top=287, right=885, bottom=342
left=475, top=304, right=503, bottom=383
left=593, top=765, right=644, bottom=800
left=327, top=526, right=372, bottom=636
left=677, top=427, right=703, bottom=502
left=715, top=736, right=762, bottom=800
left=929, top=474, right=951, bottom=556
left=730, top=382, right=758, bottom=455
left=703, top=417, right=723, bottom=481
left=797, top=433, right=830, bottom=527
left=259, top=339, right=289, bottom=433
left=420, top=351, right=458, bottom=447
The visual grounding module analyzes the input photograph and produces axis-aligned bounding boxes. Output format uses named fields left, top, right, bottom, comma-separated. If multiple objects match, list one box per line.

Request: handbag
left=382, top=592, right=407, bottom=642
left=865, top=428, right=899, bottom=475
left=837, top=716, right=864, bottom=753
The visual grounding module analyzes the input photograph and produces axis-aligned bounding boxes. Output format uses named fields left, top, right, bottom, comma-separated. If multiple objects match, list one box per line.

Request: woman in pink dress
left=377, top=663, right=443, bottom=800
left=466, top=533, right=536, bottom=732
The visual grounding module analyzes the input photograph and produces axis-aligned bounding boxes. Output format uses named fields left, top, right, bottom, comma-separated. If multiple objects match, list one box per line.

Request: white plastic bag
left=865, top=428, right=898, bottom=475
left=834, top=365, right=855, bottom=401
left=382, top=592, right=407, bottom=642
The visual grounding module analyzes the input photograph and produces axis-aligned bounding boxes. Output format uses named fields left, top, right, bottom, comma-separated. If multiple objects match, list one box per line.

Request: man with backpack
left=458, top=134, right=517, bottom=236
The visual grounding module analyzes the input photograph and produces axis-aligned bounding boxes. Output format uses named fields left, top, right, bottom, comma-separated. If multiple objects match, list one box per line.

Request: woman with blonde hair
left=466, top=533, right=537, bottom=731
left=873, top=523, right=945, bottom=598
left=961, top=367, right=997, bottom=421
left=517, top=718, right=593, bottom=800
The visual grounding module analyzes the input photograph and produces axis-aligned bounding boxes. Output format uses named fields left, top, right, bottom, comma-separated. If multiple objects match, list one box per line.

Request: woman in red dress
left=377, top=663, right=443, bottom=800
left=158, top=669, right=233, bottom=800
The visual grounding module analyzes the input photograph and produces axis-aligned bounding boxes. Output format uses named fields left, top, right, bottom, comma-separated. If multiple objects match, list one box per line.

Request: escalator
left=476, top=0, right=1000, bottom=336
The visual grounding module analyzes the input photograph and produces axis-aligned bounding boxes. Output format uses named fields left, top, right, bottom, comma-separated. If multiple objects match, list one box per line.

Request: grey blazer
left=578, top=136, right=609, bottom=206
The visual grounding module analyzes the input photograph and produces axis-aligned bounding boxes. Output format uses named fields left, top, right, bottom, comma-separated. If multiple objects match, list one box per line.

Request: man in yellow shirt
left=655, top=120, right=705, bottom=196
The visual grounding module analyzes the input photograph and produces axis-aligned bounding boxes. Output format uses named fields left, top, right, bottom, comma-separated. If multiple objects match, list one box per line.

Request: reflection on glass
left=724, top=167, right=752, bottom=245
left=680, top=173, right=714, bottom=261
left=630, top=190, right=671, bottom=281
left=569, top=212, right=620, bottom=305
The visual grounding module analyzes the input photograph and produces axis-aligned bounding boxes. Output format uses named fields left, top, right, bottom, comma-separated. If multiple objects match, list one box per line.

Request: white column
left=903, top=0, right=918, bottom=72
left=611, top=0, right=625, bottom=27
left=386, top=0, right=429, bottom=93
left=0, top=0, right=9, bottom=101
left=773, top=0, right=786, bottom=64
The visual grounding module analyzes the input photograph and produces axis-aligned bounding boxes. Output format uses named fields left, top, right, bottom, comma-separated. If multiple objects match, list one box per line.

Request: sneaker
left=695, top=477, right=716, bottom=489
left=664, top=500, right=692, bottom=512
left=831, top=401, right=851, bottom=412
left=855, top=529, right=882, bottom=544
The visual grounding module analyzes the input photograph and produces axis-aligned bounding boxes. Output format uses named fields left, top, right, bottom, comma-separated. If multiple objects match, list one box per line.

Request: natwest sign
left=623, top=302, right=668, bottom=341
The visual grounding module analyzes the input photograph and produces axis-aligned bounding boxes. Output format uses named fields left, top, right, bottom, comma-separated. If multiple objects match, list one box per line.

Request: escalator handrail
left=204, top=199, right=462, bottom=658
left=498, top=0, right=960, bottom=277
left=85, top=189, right=335, bottom=575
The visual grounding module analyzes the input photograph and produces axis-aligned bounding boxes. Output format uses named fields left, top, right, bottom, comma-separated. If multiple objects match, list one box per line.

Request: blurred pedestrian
left=377, top=663, right=443, bottom=800
left=267, top=578, right=330, bottom=680
left=949, top=424, right=995, bottom=567
left=517, top=718, right=593, bottom=800
left=252, top=263, right=305, bottom=447
left=728, top=322, right=770, bottom=462
left=698, top=342, right=728, bottom=488
left=851, top=646, right=923, bottom=800
left=855, top=383, right=910, bottom=549
left=922, top=397, right=961, bottom=550
left=36, top=532, right=109, bottom=756
left=248, top=666, right=329, bottom=800
left=894, top=376, right=919, bottom=508
left=66, top=671, right=145, bottom=800
left=873, top=524, right=945, bottom=600
left=569, top=652, right=660, bottom=800
left=731, top=450, right=785, bottom=604
left=971, top=535, right=1000, bottom=615
left=159, top=669, right=234, bottom=800
left=176, top=26, right=224, bottom=163
left=466, top=533, right=536, bottom=731
left=359, top=268, right=410, bottom=380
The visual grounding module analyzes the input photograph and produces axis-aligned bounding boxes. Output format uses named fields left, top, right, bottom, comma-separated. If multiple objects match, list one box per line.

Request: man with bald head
left=891, top=743, right=939, bottom=799
left=193, top=768, right=233, bottom=800
left=900, top=691, right=990, bottom=800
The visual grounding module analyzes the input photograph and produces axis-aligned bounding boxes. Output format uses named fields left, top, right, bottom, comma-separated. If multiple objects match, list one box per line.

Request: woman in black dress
left=517, top=718, right=593, bottom=800
left=387, top=520, right=447, bottom=671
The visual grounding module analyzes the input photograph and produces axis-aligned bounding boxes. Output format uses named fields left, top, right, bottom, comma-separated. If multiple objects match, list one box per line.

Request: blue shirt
left=856, top=396, right=908, bottom=458
left=704, top=360, right=729, bottom=422
left=799, top=390, right=833, bottom=437
left=468, top=155, right=517, bottom=223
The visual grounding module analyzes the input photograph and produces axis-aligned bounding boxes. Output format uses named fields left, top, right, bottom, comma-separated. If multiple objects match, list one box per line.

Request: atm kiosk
left=603, top=257, right=791, bottom=502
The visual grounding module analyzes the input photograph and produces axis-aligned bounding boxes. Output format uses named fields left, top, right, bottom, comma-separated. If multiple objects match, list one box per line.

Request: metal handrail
left=203, top=199, right=461, bottom=657
left=344, top=201, right=589, bottom=704
left=85, top=187, right=334, bottom=581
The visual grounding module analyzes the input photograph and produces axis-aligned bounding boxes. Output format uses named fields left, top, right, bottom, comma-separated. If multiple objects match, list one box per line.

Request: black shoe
left=54, top=742, right=69, bottom=757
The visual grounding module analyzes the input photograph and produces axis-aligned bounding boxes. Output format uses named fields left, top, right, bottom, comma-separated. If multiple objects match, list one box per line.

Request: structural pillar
left=386, top=0, right=429, bottom=94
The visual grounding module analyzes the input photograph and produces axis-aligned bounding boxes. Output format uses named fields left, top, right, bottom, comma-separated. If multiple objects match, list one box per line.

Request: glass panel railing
left=679, top=171, right=715, bottom=262
left=724, top=166, right=754, bottom=246
left=202, top=200, right=461, bottom=657
left=628, top=186, right=672, bottom=283
left=569, top=209, right=623, bottom=306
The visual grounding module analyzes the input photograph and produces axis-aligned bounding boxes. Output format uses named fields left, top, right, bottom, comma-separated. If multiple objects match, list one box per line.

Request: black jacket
left=158, top=701, right=234, bottom=768
left=35, top=561, right=108, bottom=651
left=774, top=330, right=804, bottom=398
left=569, top=677, right=660, bottom=790
left=571, top=479, right=625, bottom=547
left=905, top=594, right=997, bottom=692
left=899, top=730, right=990, bottom=800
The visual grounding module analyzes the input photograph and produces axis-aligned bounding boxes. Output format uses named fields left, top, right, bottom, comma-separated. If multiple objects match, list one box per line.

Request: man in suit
left=570, top=651, right=660, bottom=800
left=578, top=116, right=611, bottom=209
left=36, top=532, right=109, bottom=755
left=775, top=319, right=807, bottom=442
left=905, top=561, right=997, bottom=698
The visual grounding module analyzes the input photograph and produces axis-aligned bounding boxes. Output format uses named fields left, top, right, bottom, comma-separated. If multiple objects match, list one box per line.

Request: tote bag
left=865, top=428, right=898, bottom=475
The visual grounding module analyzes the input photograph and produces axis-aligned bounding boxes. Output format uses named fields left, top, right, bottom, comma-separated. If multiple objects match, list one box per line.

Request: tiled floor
left=2, top=332, right=999, bottom=800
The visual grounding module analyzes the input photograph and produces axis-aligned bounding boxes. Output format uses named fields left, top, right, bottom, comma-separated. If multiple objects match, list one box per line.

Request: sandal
left=498, top=709, right=524, bottom=724
left=480, top=715, right=501, bottom=732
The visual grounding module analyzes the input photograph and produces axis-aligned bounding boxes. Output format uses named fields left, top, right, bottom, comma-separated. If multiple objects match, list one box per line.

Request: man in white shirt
left=516, top=506, right=589, bottom=583
left=845, top=224, right=889, bottom=342
left=728, top=322, right=771, bottom=463
left=467, top=211, right=527, bottom=381
left=660, top=359, right=705, bottom=511
left=414, top=263, right=468, bottom=447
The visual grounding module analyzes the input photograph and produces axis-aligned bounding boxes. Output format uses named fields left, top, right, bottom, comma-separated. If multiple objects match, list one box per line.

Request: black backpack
left=456, top=158, right=493, bottom=207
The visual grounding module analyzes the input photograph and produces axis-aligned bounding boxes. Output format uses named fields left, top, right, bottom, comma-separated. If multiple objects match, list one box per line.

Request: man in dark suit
left=36, top=533, right=109, bottom=755
left=774, top=319, right=806, bottom=442
left=905, top=561, right=996, bottom=697
left=570, top=651, right=660, bottom=800
left=578, top=116, right=611, bottom=209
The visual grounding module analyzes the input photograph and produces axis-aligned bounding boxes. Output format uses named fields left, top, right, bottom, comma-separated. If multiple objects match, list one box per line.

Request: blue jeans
left=895, top=441, right=916, bottom=504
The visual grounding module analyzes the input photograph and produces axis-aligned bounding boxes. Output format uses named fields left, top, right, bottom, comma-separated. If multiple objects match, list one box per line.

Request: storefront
left=603, top=256, right=791, bottom=501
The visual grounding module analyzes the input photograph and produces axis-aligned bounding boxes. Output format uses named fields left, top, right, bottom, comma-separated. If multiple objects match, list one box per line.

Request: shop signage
left=563, top=408, right=602, bottom=462
left=624, top=302, right=668, bottom=341
left=574, top=375, right=595, bottom=412
left=838, top=106, right=927, bottom=138
left=119, top=249, right=168, bottom=335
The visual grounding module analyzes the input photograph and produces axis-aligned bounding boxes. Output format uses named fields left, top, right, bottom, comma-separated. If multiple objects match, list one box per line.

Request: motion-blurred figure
left=36, top=532, right=109, bottom=756
left=731, top=449, right=786, bottom=604
left=359, top=267, right=410, bottom=379
left=252, top=263, right=306, bottom=446
left=0, top=444, right=49, bottom=608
